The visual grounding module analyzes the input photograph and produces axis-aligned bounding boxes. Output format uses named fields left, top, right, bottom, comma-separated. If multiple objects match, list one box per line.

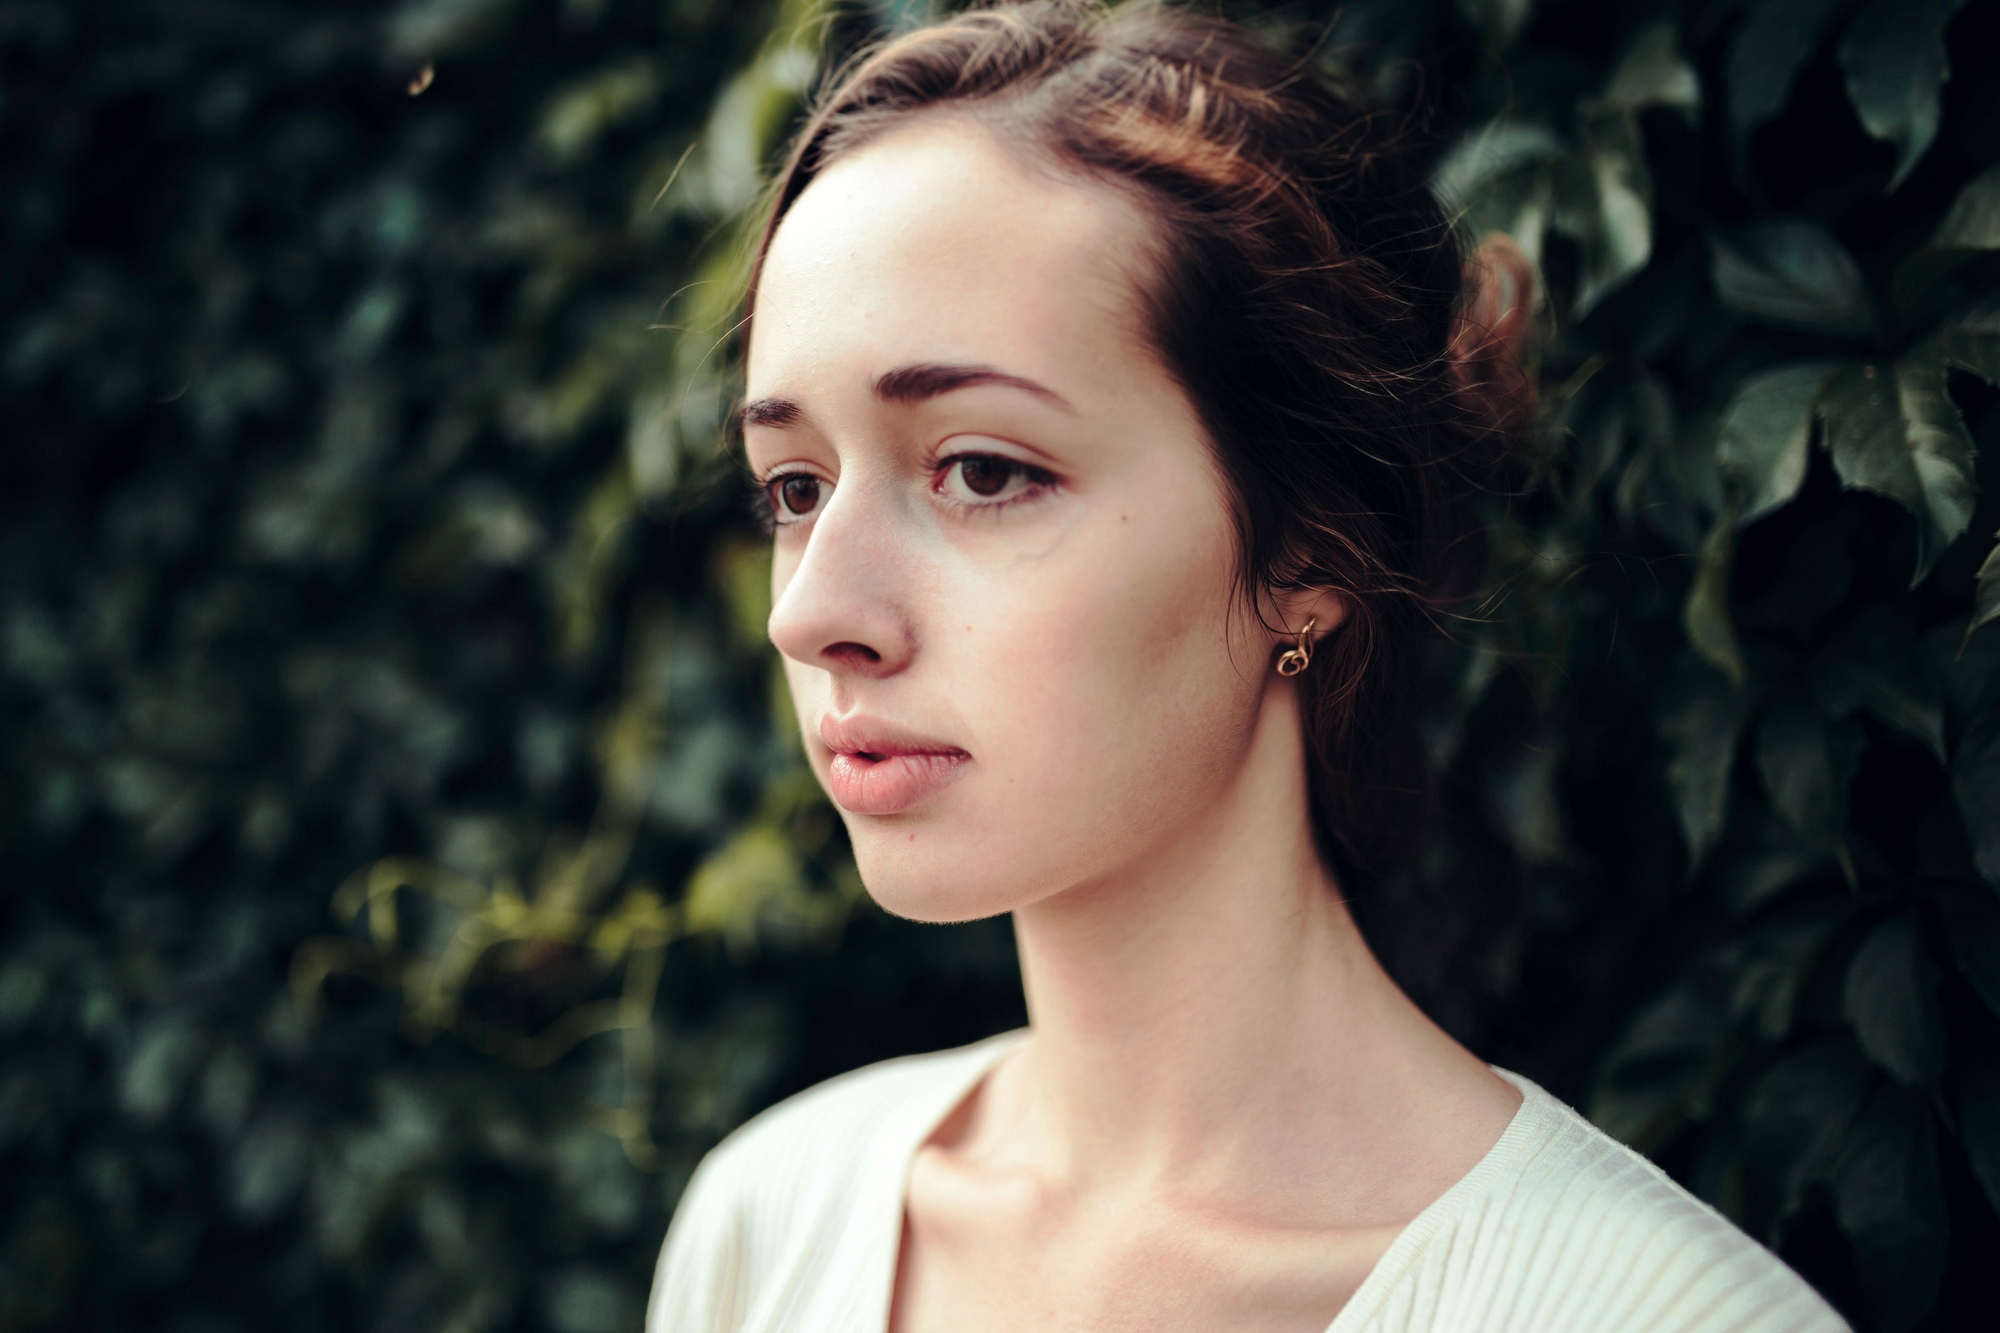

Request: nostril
left=824, top=641, right=882, bottom=667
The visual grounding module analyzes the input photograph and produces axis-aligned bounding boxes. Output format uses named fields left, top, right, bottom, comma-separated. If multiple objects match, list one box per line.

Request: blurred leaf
left=1618, top=395, right=1722, bottom=552
left=1571, top=113, right=1654, bottom=316
left=1924, top=314, right=2000, bottom=385
left=546, top=1265, right=640, bottom=1333
left=1808, top=605, right=1946, bottom=759
left=1660, top=657, right=1760, bottom=872
left=1744, top=1038, right=1870, bottom=1227
left=119, top=1015, right=204, bottom=1124
left=1717, top=810, right=1830, bottom=914
left=1591, top=959, right=1733, bottom=1149
left=1727, top=0, right=1848, bottom=164
left=229, top=1107, right=311, bottom=1222
left=1710, top=220, right=1879, bottom=342
left=1434, top=121, right=1562, bottom=258
left=1493, top=739, right=1569, bottom=865
left=1443, top=22, right=1696, bottom=317
left=1734, top=909, right=1841, bottom=1041
left=1844, top=913, right=1944, bottom=1086
left=1817, top=358, right=1978, bottom=584
left=1562, top=23, right=1698, bottom=317
left=1598, top=21, right=1701, bottom=121
left=388, top=0, right=525, bottom=61
left=1972, top=538, right=2000, bottom=640
left=1716, top=361, right=1840, bottom=524
left=1954, top=709, right=2000, bottom=887
left=539, top=60, right=660, bottom=165
left=1455, top=0, right=1536, bottom=48
left=1894, top=164, right=2000, bottom=307
left=1921, top=615, right=2000, bottom=720
left=1837, top=0, right=1967, bottom=193
left=1833, top=1083, right=1947, bottom=1332
left=1755, top=692, right=1864, bottom=853
left=1942, top=889, right=2000, bottom=1018
left=1685, top=505, right=1747, bottom=688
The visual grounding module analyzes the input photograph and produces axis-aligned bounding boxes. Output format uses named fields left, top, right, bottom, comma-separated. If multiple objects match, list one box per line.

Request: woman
left=650, top=3, right=1845, bottom=1330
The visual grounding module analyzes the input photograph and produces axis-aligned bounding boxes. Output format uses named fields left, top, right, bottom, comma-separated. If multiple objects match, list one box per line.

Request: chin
left=841, top=818, right=1036, bottom=924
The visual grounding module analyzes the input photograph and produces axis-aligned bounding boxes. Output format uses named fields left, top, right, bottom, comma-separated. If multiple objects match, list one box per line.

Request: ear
left=1266, top=585, right=1350, bottom=645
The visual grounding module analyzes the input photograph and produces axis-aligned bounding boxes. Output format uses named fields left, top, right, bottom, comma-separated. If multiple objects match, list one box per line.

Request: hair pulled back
left=751, top=0, right=1528, bottom=887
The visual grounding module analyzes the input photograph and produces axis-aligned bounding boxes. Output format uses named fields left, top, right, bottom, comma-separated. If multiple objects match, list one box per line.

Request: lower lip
left=826, top=751, right=968, bottom=815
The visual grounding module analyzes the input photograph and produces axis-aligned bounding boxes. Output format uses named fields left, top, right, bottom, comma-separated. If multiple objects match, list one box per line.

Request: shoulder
left=646, top=1032, right=1023, bottom=1333
left=1367, top=1070, right=1848, bottom=1333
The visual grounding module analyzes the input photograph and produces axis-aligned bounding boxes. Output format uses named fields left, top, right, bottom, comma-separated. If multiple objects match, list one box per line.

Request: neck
left=993, top=686, right=1507, bottom=1218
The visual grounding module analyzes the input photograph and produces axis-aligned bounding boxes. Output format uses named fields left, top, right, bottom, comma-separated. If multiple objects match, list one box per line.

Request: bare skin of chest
left=889, top=1149, right=1403, bottom=1333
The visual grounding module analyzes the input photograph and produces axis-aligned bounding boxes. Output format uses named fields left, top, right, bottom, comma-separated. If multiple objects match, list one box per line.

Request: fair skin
left=747, top=116, right=1525, bottom=1333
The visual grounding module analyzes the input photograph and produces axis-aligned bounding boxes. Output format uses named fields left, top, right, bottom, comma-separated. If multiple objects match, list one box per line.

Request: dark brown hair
left=750, top=0, right=1527, bottom=887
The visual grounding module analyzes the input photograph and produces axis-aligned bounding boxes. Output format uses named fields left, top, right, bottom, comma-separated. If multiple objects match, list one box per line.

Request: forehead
left=748, top=116, right=1157, bottom=393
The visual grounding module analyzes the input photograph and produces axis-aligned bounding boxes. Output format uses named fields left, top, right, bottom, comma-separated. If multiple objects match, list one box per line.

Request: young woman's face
left=747, top=117, right=1274, bottom=922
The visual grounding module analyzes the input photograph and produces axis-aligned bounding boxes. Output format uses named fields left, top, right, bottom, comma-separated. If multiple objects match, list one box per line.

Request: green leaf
left=1930, top=164, right=2000, bottom=250
left=1455, top=0, right=1536, bottom=49
left=1494, top=739, right=1569, bottom=866
left=1717, top=811, right=1831, bottom=914
left=1942, top=889, right=2000, bottom=1019
left=1755, top=692, right=1865, bottom=852
left=1834, top=1083, right=1948, bottom=1333
left=1920, top=617, right=2000, bottom=726
left=1590, top=959, right=1732, bottom=1150
left=1808, top=605, right=1946, bottom=760
left=1817, top=358, right=1978, bottom=585
left=1710, top=220, right=1880, bottom=342
left=1893, top=164, right=2000, bottom=307
left=1744, top=1038, right=1870, bottom=1227
left=1733, top=909, right=1841, bottom=1041
left=1685, top=506, right=1747, bottom=688
left=1569, top=114, right=1653, bottom=316
left=1598, top=21, right=1701, bottom=121
left=1615, top=374, right=1715, bottom=550
left=1727, top=0, right=1849, bottom=165
left=1660, top=657, right=1760, bottom=872
left=1923, top=319, right=2000, bottom=386
left=1433, top=121, right=1562, bottom=258
left=1954, top=710, right=2000, bottom=887
left=1434, top=121, right=1563, bottom=213
left=1844, top=913, right=1945, bottom=1086
left=1716, top=361, right=1841, bottom=524
left=1972, top=537, right=2000, bottom=640
left=1837, top=0, right=1967, bottom=193
left=120, top=1013, right=206, bottom=1123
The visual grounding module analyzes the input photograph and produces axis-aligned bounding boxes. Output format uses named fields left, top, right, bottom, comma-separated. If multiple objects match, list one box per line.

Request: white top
left=647, top=1031, right=1849, bottom=1333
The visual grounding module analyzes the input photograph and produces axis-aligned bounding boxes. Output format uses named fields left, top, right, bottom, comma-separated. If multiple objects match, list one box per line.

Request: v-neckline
left=868, top=1032, right=1543, bottom=1333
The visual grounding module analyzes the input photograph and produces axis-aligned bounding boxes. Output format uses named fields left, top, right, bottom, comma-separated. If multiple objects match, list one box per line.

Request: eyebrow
left=739, top=361, right=1073, bottom=430
left=741, top=396, right=802, bottom=428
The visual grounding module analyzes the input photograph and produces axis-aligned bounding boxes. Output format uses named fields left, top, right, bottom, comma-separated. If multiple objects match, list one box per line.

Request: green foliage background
left=2, top=0, right=1997, bottom=1329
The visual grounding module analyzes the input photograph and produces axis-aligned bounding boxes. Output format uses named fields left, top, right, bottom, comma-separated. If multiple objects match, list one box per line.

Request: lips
left=817, top=715, right=969, bottom=815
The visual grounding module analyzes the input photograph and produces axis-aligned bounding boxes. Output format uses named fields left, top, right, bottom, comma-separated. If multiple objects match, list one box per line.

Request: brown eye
left=778, top=474, right=822, bottom=516
left=957, top=456, right=1014, bottom=497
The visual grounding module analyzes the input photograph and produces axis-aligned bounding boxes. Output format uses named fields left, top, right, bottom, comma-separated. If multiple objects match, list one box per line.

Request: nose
left=766, top=476, right=916, bottom=681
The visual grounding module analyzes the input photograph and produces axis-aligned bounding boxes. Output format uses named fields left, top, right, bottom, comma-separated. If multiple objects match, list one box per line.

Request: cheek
left=949, top=491, right=1258, bottom=827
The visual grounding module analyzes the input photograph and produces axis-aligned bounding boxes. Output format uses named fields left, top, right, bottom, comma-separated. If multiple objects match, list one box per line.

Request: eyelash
left=932, top=452, right=1059, bottom=512
left=753, top=453, right=1059, bottom=528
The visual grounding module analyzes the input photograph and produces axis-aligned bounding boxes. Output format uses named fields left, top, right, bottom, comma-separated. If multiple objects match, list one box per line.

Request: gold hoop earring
left=1274, top=617, right=1316, bottom=677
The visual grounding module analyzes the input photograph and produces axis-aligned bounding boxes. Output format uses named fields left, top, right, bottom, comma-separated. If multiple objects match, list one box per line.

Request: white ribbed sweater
left=648, top=1031, right=1848, bottom=1333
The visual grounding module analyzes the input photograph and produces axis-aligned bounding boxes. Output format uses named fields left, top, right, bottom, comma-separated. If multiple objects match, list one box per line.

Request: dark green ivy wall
left=2, top=1, right=1998, bottom=1330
